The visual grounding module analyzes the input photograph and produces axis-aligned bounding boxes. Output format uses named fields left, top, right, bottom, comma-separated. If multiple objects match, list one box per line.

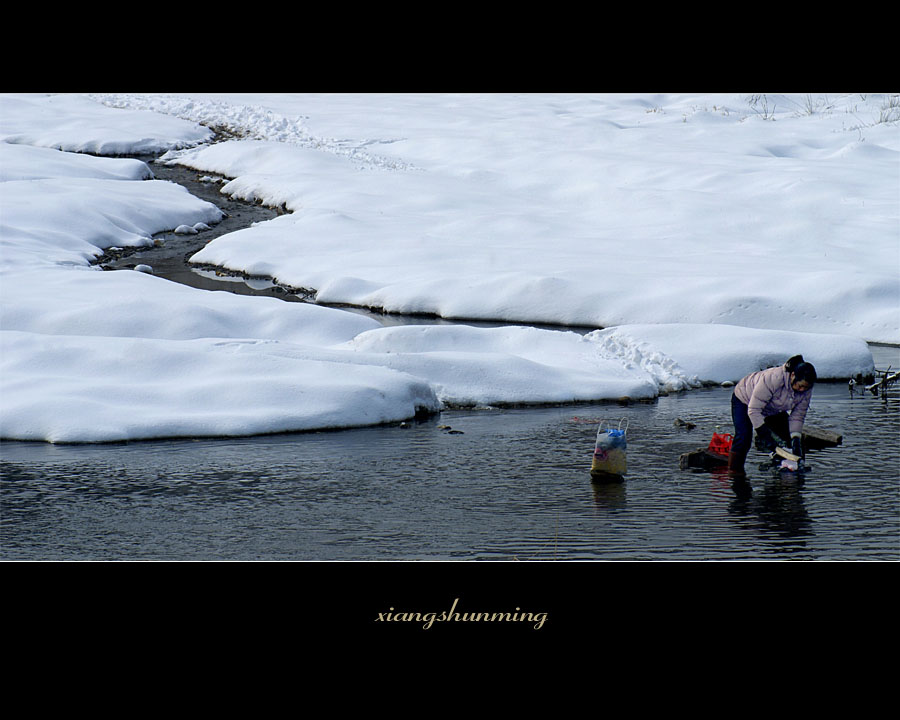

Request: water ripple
left=2, top=382, right=897, bottom=560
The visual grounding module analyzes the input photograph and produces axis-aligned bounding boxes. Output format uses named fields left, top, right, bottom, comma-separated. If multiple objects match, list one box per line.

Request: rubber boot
left=727, top=451, right=752, bottom=498
left=727, top=450, right=746, bottom=476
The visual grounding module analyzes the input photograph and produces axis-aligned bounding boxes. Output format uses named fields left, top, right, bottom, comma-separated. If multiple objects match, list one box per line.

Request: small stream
left=2, top=154, right=898, bottom=561
left=94, top=158, right=311, bottom=301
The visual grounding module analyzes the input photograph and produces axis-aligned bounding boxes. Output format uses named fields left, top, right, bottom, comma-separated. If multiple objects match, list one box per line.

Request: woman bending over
left=729, top=355, right=817, bottom=475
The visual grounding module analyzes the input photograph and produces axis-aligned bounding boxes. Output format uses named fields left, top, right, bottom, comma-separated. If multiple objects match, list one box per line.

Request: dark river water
left=2, top=350, right=897, bottom=561
left=2, top=158, right=898, bottom=562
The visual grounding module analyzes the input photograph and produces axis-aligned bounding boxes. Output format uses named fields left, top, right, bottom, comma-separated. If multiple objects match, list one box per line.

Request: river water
left=2, top=372, right=897, bottom=561
left=2, top=158, right=897, bottom=561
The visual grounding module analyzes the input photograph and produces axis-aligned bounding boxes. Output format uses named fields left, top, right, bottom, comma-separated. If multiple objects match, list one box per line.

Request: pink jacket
left=734, top=365, right=812, bottom=435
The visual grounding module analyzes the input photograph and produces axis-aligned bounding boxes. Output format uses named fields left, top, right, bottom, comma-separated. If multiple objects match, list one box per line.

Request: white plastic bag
left=592, top=419, right=628, bottom=476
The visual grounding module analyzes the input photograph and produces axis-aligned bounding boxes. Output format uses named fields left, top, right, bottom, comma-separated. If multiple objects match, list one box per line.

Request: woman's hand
left=756, top=425, right=777, bottom=451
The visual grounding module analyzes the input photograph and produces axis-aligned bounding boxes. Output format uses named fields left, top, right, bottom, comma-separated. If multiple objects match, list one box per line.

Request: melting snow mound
left=586, top=324, right=875, bottom=388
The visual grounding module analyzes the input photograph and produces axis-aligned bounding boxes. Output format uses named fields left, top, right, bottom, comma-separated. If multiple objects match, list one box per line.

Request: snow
left=0, top=175, right=223, bottom=272
left=128, top=93, right=899, bottom=339
left=1, top=92, right=894, bottom=443
left=586, top=324, right=875, bottom=390
left=0, top=331, right=439, bottom=443
left=0, top=93, right=212, bottom=155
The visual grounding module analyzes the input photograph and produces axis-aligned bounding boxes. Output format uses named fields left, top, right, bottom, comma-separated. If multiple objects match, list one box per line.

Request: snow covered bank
left=104, top=92, right=900, bottom=345
left=585, top=324, right=875, bottom=390
left=0, top=331, right=440, bottom=443
left=0, top=93, right=886, bottom=443
left=0, top=102, right=440, bottom=441
left=0, top=264, right=382, bottom=346
left=0, top=94, right=212, bottom=155
left=338, top=324, right=658, bottom=406
left=339, top=322, right=874, bottom=398
left=0, top=142, right=152, bottom=182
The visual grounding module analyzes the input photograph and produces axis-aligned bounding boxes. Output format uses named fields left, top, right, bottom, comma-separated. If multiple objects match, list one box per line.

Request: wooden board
left=801, top=425, right=842, bottom=450
left=775, top=446, right=801, bottom=462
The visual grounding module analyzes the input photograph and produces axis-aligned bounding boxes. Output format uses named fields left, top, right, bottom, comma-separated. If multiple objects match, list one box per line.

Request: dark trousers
left=731, top=393, right=789, bottom=458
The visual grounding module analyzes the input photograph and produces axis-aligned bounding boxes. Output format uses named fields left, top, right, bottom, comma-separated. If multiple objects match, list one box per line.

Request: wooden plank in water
left=802, top=425, right=842, bottom=450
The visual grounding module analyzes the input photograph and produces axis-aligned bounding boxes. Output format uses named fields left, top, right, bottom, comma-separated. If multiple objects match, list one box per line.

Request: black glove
left=755, top=425, right=777, bottom=451
left=791, top=436, right=803, bottom=459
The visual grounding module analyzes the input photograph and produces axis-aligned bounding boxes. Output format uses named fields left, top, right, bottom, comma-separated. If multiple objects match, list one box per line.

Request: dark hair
left=785, top=355, right=804, bottom=371
left=785, top=355, right=817, bottom=386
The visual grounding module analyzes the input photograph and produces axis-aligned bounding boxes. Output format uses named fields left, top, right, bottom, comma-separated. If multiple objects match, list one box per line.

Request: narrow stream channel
left=3, top=152, right=897, bottom=561
left=93, top=157, right=309, bottom=299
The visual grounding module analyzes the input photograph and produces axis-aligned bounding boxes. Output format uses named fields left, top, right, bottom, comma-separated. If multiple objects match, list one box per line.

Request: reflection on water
left=727, top=473, right=814, bottom=553
left=2, top=375, right=897, bottom=561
